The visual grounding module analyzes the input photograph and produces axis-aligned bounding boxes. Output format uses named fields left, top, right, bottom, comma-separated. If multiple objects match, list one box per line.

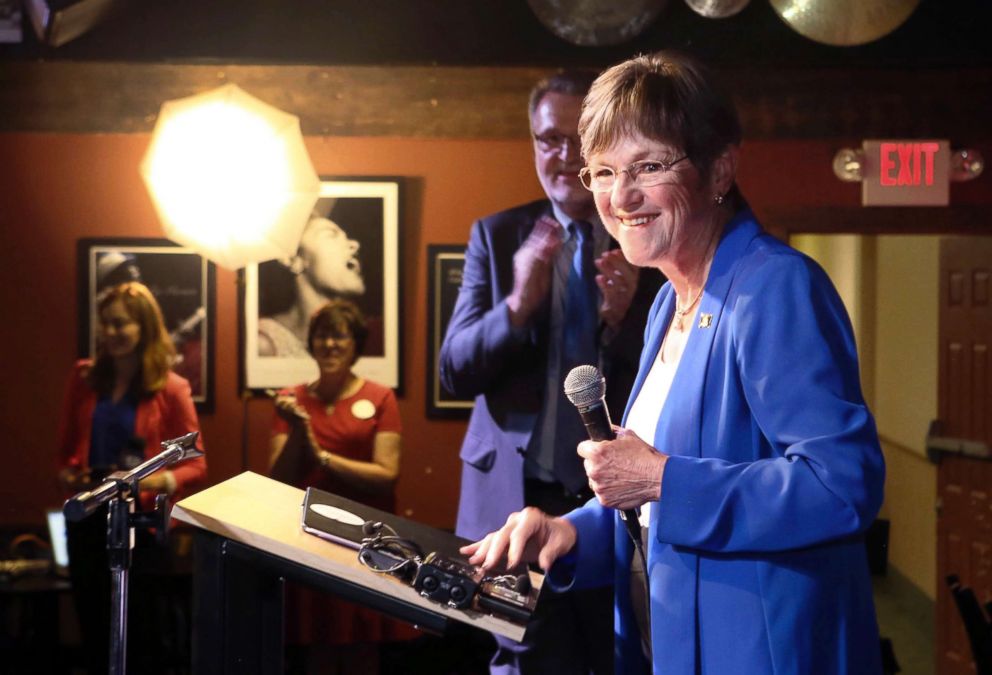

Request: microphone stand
left=64, top=431, right=203, bottom=675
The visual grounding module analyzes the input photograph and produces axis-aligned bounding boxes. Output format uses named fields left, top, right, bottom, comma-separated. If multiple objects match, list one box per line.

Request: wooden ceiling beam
left=1, top=61, right=990, bottom=139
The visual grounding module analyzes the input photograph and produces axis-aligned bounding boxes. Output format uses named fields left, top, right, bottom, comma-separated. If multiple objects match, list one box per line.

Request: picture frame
left=426, top=244, right=474, bottom=418
left=242, top=177, right=403, bottom=394
left=76, top=238, right=216, bottom=413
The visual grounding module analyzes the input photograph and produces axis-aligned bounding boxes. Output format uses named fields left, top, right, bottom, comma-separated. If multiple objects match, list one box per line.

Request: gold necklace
left=673, top=286, right=703, bottom=331
left=672, top=229, right=719, bottom=331
left=309, top=380, right=341, bottom=414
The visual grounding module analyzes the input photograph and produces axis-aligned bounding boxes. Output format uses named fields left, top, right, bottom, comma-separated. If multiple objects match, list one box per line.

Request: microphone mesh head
left=564, top=365, right=605, bottom=408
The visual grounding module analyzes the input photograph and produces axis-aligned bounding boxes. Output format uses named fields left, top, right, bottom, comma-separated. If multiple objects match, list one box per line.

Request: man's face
left=531, top=92, right=595, bottom=220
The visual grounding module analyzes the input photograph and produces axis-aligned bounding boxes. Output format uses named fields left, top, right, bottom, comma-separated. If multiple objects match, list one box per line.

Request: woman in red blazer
left=56, top=280, right=206, bottom=674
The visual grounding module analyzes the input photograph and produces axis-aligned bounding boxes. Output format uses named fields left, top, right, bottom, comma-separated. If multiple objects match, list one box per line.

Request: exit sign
left=862, top=140, right=950, bottom=206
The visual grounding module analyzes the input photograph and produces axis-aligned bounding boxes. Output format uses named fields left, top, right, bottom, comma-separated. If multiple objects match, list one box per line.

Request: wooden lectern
left=172, top=472, right=532, bottom=674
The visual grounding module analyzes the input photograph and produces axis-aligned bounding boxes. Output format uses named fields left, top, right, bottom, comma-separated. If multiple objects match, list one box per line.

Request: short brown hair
left=306, top=299, right=368, bottom=363
left=528, top=69, right=599, bottom=121
left=580, top=51, right=742, bottom=182
left=90, top=281, right=176, bottom=396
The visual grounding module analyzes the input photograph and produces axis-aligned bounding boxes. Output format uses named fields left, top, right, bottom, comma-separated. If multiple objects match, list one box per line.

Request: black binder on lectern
left=302, top=487, right=539, bottom=625
left=301, top=487, right=470, bottom=560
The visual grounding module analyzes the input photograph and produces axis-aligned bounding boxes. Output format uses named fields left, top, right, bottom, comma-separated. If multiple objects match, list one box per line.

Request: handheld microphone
left=563, top=365, right=643, bottom=550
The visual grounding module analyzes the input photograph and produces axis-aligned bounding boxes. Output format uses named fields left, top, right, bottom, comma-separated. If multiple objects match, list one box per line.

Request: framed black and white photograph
left=242, top=177, right=402, bottom=393
left=426, top=244, right=474, bottom=418
left=77, top=238, right=216, bottom=412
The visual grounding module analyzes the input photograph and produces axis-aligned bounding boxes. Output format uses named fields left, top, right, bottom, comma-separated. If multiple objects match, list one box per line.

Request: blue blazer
left=439, top=199, right=662, bottom=539
left=557, top=211, right=885, bottom=674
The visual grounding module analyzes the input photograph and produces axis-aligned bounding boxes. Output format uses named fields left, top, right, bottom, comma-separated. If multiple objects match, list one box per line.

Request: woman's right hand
left=460, top=507, right=577, bottom=572
left=274, top=393, right=310, bottom=423
left=578, top=427, right=666, bottom=511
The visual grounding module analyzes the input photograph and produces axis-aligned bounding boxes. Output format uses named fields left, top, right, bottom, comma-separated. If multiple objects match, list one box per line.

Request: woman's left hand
left=595, top=250, right=639, bottom=328
left=578, top=427, right=666, bottom=511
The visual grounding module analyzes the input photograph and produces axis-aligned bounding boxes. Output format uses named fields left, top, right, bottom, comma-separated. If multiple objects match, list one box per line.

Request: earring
left=714, top=194, right=725, bottom=205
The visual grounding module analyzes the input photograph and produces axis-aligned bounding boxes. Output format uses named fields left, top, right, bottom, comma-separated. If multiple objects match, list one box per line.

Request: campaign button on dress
left=351, top=399, right=376, bottom=420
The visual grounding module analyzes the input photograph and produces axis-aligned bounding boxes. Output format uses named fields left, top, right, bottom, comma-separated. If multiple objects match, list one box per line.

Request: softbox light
left=140, top=83, right=320, bottom=270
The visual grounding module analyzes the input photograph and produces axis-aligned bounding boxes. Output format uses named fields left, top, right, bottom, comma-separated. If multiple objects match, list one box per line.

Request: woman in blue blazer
left=464, top=50, right=885, bottom=675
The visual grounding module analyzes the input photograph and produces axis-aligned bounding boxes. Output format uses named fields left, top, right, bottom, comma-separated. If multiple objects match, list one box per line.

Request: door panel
left=937, top=236, right=992, bottom=675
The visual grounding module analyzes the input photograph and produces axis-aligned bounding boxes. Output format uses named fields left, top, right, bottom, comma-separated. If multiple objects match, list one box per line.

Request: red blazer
left=57, top=360, right=207, bottom=503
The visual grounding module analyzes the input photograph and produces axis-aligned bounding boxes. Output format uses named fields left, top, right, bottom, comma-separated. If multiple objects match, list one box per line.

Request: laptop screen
left=46, top=509, right=69, bottom=569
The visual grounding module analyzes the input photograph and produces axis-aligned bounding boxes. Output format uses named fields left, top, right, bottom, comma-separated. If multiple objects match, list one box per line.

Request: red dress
left=272, top=379, right=408, bottom=645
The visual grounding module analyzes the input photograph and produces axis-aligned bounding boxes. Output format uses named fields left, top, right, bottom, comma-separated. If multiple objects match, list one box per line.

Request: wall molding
left=879, top=433, right=932, bottom=464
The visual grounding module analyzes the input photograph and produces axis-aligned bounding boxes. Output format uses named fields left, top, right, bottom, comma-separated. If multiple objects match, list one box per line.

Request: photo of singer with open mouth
left=461, top=51, right=886, bottom=675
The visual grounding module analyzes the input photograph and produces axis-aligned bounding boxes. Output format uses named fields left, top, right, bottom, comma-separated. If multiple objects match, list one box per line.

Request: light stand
left=64, top=431, right=203, bottom=675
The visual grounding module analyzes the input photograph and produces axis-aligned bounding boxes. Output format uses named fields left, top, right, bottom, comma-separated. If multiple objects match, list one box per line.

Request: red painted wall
left=0, top=133, right=987, bottom=529
left=0, top=133, right=543, bottom=529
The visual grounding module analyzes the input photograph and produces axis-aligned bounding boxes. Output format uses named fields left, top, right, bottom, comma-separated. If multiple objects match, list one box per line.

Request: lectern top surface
left=172, top=471, right=533, bottom=641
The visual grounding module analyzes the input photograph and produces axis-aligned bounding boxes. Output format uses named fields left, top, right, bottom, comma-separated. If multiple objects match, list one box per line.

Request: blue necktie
left=555, top=220, right=598, bottom=493
left=563, top=220, right=598, bottom=369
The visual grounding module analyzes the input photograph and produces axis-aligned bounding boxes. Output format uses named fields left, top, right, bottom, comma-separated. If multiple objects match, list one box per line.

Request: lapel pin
left=698, top=313, right=713, bottom=328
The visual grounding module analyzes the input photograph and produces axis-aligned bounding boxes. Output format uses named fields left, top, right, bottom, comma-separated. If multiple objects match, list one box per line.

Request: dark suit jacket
left=439, top=199, right=663, bottom=539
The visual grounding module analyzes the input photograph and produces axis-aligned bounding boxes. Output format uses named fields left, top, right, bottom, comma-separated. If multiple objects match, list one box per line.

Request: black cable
left=357, top=521, right=423, bottom=576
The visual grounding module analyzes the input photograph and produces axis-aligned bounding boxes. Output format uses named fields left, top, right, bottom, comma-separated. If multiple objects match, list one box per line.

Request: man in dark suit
left=439, top=70, right=663, bottom=674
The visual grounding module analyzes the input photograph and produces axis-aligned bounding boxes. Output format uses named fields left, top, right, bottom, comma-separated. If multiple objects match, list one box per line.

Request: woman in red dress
left=268, top=298, right=403, bottom=674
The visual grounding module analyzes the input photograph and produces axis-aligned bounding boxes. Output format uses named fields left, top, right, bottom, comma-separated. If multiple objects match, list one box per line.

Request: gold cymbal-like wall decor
left=769, top=0, right=921, bottom=47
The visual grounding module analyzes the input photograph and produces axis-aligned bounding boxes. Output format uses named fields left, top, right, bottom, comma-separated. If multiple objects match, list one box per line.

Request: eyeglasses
left=532, top=132, right=581, bottom=153
left=313, top=331, right=353, bottom=345
left=578, top=156, right=690, bottom=192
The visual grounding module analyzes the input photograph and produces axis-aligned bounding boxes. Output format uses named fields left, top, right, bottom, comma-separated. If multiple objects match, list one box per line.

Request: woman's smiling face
left=98, top=299, right=142, bottom=358
left=589, top=131, right=712, bottom=270
left=310, top=319, right=356, bottom=374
